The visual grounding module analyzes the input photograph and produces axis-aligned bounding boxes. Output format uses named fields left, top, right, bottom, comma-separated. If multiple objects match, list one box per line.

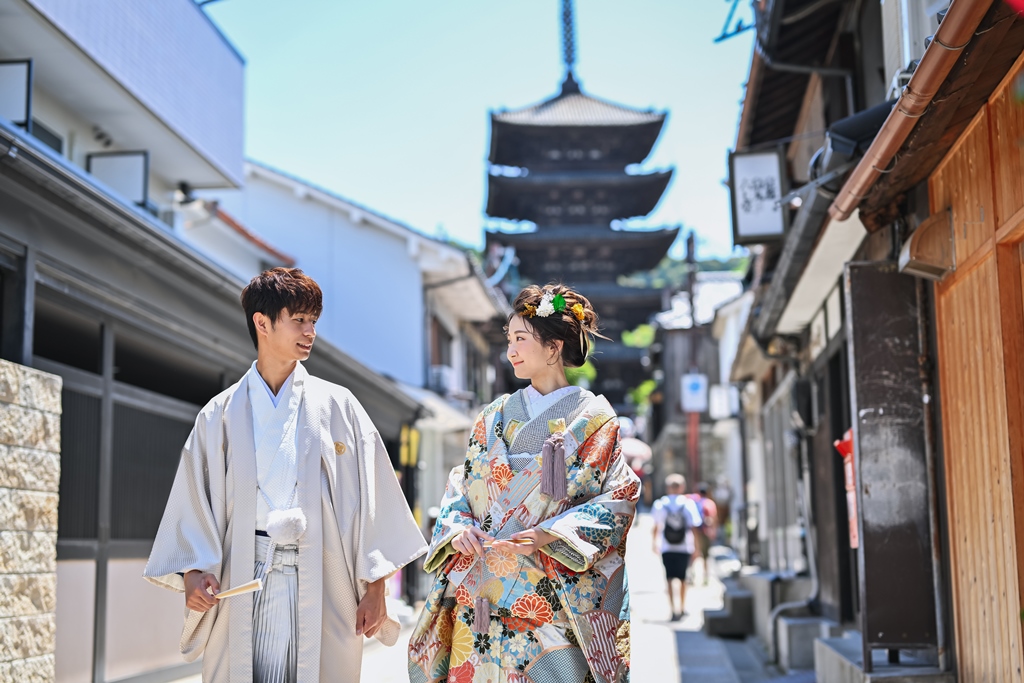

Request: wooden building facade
left=929, top=55, right=1024, bottom=681
left=820, top=1, right=1024, bottom=676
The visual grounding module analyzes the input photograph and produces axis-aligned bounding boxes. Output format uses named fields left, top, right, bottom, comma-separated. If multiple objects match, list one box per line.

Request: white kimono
left=144, top=362, right=427, bottom=683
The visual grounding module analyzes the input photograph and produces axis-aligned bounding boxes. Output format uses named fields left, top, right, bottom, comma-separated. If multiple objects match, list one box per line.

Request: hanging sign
left=729, top=149, right=787, bottom=246
left=680, top=373, right=708, bottom=413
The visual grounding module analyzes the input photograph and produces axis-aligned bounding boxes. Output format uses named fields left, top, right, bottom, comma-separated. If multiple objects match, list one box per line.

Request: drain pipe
left=829, top=0, right=996, bottom=220
left=916, top=278, right=949, bottom=672
left=767, top=416, right=821, bottom=665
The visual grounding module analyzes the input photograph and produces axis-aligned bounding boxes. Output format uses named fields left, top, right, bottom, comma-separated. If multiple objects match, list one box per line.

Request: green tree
left=565, top=360, right=597, bottom=388
left=628, top=379, right=658, bottom=411
left=621, top=323, right=655, bottom=348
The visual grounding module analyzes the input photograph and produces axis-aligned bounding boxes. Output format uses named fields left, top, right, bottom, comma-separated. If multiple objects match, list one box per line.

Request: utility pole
left=685, top=231, right=701, bottom=488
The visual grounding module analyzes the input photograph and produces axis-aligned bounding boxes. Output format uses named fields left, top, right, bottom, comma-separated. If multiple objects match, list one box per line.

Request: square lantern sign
left=729, top=149, right=787, bottom=246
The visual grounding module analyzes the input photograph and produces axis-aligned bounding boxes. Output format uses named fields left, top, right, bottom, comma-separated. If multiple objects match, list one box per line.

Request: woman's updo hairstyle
left=507, top=283, right=604, bottom=368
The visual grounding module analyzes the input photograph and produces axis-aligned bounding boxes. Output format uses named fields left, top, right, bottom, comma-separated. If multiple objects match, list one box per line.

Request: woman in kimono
left=409, top=284, right=641, bottom=683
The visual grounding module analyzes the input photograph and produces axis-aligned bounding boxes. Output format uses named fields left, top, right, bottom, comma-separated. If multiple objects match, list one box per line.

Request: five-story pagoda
left=485, top=0, right=677, bottom=412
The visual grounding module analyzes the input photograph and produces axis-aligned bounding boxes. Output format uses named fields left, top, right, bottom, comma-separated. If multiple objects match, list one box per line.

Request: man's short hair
left=698, top=482, right=709, bottom=496
left=240, top=268, right=323, bottom=350
left=665, top=473, right=686, bottom=489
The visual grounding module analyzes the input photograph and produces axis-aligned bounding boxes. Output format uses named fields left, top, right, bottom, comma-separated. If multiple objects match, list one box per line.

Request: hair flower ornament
left=536, top=293, right=556, bottom=317
left=571, top=303, right=586, bottom=321
left=537, top=292, right=567, bottom=317
left=523, top=302, right=537, bottom=318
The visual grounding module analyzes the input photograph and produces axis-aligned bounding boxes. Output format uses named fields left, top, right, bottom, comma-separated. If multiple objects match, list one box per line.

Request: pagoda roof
left=489, top=224, right=679, bottom=245
left=575, top=284, right=665, bottom=333
left=493, top=76, right=665, bottom=128
left=488, top=76, right=668, bottom=169
left=486, top=226, right=676, bottom=282
left=589, top=340, right=647, bottom=363
left=486, top=170, right=672, bottom=224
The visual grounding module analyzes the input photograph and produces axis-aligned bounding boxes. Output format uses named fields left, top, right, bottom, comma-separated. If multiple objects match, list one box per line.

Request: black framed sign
left=729, top=148, right=787, bottom=246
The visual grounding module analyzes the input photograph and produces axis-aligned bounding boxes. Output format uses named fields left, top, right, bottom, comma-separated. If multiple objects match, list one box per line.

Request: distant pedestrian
left=652, top=474, right=702, bottom=621
left=691, top=483, right=719, bottom=585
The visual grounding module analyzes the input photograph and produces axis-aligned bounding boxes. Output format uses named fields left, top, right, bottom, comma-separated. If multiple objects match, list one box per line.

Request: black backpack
left=663, top=500, right=689, bottom=545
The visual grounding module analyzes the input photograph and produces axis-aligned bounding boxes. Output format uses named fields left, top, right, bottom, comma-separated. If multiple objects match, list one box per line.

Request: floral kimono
left=408, top=388, right=641, bottom=683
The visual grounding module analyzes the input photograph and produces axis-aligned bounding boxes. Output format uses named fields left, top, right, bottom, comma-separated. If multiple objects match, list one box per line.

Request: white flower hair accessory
left=534, top=291, right=566, bottom=318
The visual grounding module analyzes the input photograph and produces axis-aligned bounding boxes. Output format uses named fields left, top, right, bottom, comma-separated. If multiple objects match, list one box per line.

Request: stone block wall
left=0, top=360, right=62, bottom=683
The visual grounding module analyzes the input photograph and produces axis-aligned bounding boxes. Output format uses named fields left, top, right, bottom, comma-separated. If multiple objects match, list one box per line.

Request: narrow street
left=358, top=513, right=747, bottom=683
left=169, top=513, right=807, bottom=683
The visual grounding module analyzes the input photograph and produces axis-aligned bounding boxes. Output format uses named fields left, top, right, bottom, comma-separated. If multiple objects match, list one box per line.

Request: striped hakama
left=253, top=535, right=299, bottom=683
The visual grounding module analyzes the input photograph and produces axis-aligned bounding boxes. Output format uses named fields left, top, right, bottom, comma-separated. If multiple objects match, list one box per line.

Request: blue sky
left=204, top=0, right=755, bottom=259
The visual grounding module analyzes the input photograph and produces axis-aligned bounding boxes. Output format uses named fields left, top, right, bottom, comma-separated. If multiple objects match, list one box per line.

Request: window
left=31, top=118, right=63, bottom=155
left=110, top=404, right=193, bottom=540
left=430, top=317, right=452, bottom=367
left=114, top=327, right=223, bottom=406
left=33, top=295, right=102, bottom=374
left=57, top=390, right=101, bottom=539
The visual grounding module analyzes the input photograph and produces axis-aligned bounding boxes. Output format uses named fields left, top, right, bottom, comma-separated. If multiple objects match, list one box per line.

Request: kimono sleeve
left=143, top=409, right=225, bottom=592
left=335, top=389, right=423, bottom=589
left=538, top=419, right=641, bottom=573
left=422, top=463, right=477, bottom=573
left=347, top=399, right=429, bottom=585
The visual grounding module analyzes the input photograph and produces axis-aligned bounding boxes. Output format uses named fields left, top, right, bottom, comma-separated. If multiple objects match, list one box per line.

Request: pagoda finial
left=561, top=0, right=578, bottom=85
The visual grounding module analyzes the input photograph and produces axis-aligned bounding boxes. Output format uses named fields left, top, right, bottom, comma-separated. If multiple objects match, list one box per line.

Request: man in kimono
left=144, top=267, right=427, bottom=683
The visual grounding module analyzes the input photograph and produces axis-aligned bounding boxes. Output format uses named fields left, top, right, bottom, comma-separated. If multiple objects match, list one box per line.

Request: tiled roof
left=493, top=91, right=664, bottom=127
left=206, top=201, right=296, bottom=266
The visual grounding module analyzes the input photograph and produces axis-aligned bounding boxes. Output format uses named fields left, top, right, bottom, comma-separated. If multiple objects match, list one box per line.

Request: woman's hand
left=452, top=526, right=493, bottom=556
left=491, top=528, right=557, bottom=555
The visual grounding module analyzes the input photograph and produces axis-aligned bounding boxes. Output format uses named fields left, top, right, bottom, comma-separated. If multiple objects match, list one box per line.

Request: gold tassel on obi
left=474, top=597, right=491, bottom=633
left=541, top=418, right=568, bottom=499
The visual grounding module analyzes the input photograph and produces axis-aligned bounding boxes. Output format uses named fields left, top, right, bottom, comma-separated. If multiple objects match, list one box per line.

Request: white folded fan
left=213, top=578, right=263, bottom=599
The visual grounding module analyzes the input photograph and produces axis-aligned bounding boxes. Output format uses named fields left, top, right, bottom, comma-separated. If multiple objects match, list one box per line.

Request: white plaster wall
left=25, top=0, right=244, bottom=184
left=54, top=560, right=95, bottom=683
left=717, top=295, right=752, bottom=385
left=178, top=220, right=271, bottom=283
left=203, top=177, right=426, bottom=386
left=28, top=88, right=179, bottom=211
left=104, top=559, right=187, bottom=681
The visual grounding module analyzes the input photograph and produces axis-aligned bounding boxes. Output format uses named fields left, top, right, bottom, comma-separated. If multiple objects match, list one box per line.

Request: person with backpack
left=652, top=474, right=703, bottom=621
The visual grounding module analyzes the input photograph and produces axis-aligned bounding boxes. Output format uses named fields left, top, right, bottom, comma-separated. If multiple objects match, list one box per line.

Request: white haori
left=143, top=361, right=428, bottom=683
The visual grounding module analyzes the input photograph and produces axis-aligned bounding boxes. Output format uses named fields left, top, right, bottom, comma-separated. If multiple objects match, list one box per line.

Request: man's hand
left=356, top=578, right=387, bottom=638
left=451, top=526, right=493, bottom=556
left=183, top=570, right=220, bottom=612
left=492, top=528, right=556, bottom=555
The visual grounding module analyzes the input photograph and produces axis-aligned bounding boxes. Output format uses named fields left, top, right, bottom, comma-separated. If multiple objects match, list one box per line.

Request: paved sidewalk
left=171, top=514, right=756, bottom=682
left=627, top=513, right=742, bottom=683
